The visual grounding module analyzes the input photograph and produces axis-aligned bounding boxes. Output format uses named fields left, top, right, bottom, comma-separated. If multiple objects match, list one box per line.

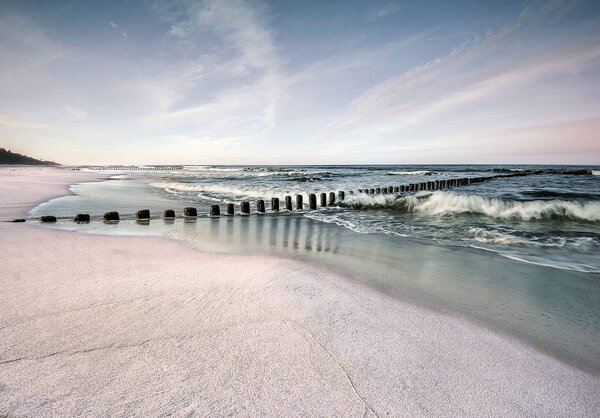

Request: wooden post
left=210, top=205, right=220, bottom=216
left=320, top=192, right=327, bottom=207
left=241, top=201, right=250, bottom=214
left=338, top=191, right=345, bottom=200
left=271, top=197, right=280, bottom=212
left=163, top=210, right=175, bottom=219
left=375, top=187, right=381, bottom=194
left=74, top=214, right=91, bottom=223
left=104, top=211, right=120, bottom=221
left=329, top=192, right=336, bottom=205
left=136, top=209, right=150, bottom=220
left=309, top=193, right=317, bottom=209
left=285, top=196, right=293, bottom=211
left=183, top=207, right=197, bottom=217
left=296, top=195, right=303, bottom=210
left=257, top=200, right=265, bottom=213
left=40, top=215, right=57, bottom=223
left=227, top=203, right=235, bottom=215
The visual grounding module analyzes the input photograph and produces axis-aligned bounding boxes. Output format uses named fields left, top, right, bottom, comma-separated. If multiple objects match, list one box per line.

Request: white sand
left=0, top=166, right=598, bottom=417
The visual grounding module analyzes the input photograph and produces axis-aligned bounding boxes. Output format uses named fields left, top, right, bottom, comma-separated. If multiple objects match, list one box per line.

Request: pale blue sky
left=1, top=0, right=599, bottom=164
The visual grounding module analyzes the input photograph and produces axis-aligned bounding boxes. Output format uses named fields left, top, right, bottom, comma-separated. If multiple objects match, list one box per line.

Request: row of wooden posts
left=67, top=166, right=183, bottom=171
left=33, top=174, right=513, bottom=223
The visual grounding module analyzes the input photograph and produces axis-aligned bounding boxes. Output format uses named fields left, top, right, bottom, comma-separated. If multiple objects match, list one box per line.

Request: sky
left=0, top=0, right=599, bottom=165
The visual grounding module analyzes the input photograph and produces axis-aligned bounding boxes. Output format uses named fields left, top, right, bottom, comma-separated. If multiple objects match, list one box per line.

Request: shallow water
left=31, top=165, right=600, bottom=372
left=66, top=164, right=600, bottom=273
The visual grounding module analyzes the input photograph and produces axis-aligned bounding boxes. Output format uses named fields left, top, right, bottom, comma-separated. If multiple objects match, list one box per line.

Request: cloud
left=144, top=0, right=283, bottom=139
left=317, top=0, right=598, bottom=140
left=0, top=14, right=67, bottom=71
left=371, top=2, right=403, bottom=20
left=108, top=19, right=128, bottom=37
left=64, top=106, right=89, bottom=121
left=413, top=117, right=600, bottom=164
left=0, top=113, right=47, bottom=130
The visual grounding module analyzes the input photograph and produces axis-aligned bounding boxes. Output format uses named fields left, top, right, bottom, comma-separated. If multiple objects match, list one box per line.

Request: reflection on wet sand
left=184, top=214, right=341, bottom=256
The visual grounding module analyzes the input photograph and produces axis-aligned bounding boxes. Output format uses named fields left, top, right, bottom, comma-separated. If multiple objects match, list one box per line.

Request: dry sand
left=0, top=166, right=598, bottom=417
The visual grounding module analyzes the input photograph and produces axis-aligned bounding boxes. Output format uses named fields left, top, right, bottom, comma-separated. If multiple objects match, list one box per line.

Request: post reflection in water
left=269, top=216, right=278, bottom=247
left=183, top=215, right=341, bottom=257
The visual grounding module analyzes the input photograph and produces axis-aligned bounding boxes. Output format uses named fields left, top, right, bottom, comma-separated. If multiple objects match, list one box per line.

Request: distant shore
left=0, top=166, right=598, bottom=416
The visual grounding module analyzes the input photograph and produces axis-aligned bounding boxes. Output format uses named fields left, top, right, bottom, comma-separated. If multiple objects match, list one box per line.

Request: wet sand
left=0, top=167, right=599, bottom=416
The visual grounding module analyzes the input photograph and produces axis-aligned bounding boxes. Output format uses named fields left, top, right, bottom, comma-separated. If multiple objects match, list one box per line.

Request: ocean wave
left=152, top=181, right=275, bottom=199
left=491, top=168, right=526, bottom=173
left=343, top=191, right=600, bottom=222
left=530, top=168, right=593, bottom=176
left=150, top=181, right=321, bottom=202
left=592, top=170, right=600, bottom=176
left=387, top=170, right=433, bottom=176
left=464, top=227, right=582, bottom=248
left=176, top=166, right=337, bottom=178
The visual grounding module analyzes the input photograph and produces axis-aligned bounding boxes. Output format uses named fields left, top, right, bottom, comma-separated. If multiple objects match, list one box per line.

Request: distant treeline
left=0, top=148, right=57, bottom=165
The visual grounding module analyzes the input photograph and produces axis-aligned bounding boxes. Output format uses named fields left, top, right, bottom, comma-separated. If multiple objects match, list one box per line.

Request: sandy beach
left=0, top=166, right=598, bottom=417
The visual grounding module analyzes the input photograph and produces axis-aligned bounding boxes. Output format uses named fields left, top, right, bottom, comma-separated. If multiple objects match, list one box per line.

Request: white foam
left=414, top=191, right=600, bottom=221
left=344, top=191, right=600, bottom=222
left=387, top=170, right=432, bottom=176
left=178, top=166, right=334, bottom=178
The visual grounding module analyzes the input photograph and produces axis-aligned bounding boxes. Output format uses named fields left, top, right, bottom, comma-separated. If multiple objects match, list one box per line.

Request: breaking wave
left=176, top=166, right=338, bottom=178
left=343, top=191, right=600, bottom=222
left=151, top=181, right=290, bottom=200
left=387, top=170, right=434, bottom=176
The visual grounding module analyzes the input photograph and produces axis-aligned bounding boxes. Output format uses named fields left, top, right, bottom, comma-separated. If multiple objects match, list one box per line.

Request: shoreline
left=1, top=166, right=599, bottom=416
left=28, top=172, right=600, bottom=372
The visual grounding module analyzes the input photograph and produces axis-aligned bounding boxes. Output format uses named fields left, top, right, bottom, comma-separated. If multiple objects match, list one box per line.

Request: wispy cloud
left=317, top=0, right=599, bottom=141
left=108, top=19, right=128, bottom=37
left=0, top=14, right=67, bottom=74
left=371, top=1, right=403, bottom=20
left=64, top=106, right=89, bottom=121
left=144, top=0, right=283, bottom=139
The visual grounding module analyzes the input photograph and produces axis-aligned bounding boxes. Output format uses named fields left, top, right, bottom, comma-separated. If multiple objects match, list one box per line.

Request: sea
left=31, top=164, right=600, bottom=373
